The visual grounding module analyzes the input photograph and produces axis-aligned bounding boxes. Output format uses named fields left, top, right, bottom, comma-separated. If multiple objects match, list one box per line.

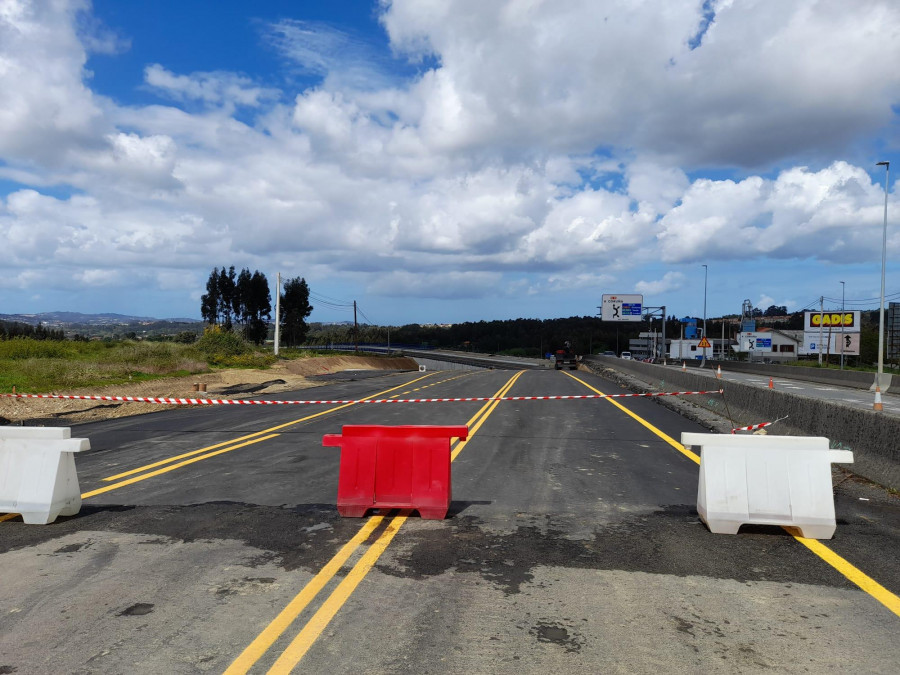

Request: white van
left=620, top=351, right=632, bottom=360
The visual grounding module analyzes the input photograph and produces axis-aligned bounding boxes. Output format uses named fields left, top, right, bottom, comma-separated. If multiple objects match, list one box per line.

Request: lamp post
left=875, top=161, right=890, bottom=411
left=840, top=280, right=845, bottom=370
left=701, top=264, right=708, bottom=366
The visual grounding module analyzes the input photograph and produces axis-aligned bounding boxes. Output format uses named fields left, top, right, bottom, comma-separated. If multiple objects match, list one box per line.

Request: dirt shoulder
left=0, top=355, right=419, bottom=426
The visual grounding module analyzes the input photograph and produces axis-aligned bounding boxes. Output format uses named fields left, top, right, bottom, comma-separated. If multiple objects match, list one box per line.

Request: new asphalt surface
left=1, top=367, right=898, bottom=673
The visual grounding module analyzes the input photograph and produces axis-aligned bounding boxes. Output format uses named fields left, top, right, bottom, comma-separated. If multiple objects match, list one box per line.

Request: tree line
left=304, top=309, right=890, bottom=365
left=200, top=267, right=313, bottom=346
left=0, top=320, right=66, bottom=341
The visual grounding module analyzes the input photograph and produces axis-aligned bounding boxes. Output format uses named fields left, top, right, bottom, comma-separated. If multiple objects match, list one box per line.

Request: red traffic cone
left=874, top=385, right=884, bottom=412
left=768, top=377, right=774, bottom=389
left=682, top=361, right=686, bottom=372
left=716, top=365, right=722, bottom=379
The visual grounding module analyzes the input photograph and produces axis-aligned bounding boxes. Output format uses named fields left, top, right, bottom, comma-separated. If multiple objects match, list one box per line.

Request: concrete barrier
left=584, top=356, right=900, bottom=490
left=0, top=427, right=90, bottom=524
left=586, top=354, right=887, bottom=391
left=682, top=432, right=853, bottom=539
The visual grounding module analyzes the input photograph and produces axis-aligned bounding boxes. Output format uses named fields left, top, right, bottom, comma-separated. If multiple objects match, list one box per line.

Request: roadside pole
left=274, top=272, right=281, bottom=356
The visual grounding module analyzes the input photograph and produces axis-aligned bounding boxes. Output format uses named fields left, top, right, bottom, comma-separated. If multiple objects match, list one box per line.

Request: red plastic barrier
left=323, top=425, right=468, bottom=519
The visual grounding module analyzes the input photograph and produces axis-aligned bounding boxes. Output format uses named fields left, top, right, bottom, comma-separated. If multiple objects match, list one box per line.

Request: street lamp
left=840, top=280, right=845, bottom=370
left=701, top=264, right=708, bottom=366
left=875, top=161, right=890, bottom=411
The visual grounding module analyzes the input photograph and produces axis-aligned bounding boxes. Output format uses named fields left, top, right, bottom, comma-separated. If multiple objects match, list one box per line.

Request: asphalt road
left=1, top=367, right=899, bottom=674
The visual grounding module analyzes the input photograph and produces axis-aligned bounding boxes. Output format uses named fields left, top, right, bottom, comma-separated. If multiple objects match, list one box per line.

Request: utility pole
left=818, top=296, right=824, bottom=366
left=661, top=306, right=666, bottom=361
left=701, top=264, right=708, bottom=366
left=273, top=272, right=281, bottom=356
left=353, top=300, right=358, bottom=352
left=876, top=161, right=890, bottom=410
left=840, top=281, right=845, bottom=370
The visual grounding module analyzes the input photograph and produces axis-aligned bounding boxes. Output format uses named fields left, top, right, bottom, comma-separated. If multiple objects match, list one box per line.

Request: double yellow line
left=225, top=370, right=524, bottom=674
left=564, top=371, right=900, bottom=619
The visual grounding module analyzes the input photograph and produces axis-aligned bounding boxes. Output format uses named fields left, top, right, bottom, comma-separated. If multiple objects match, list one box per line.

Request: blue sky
left=1, top=0, right=899, bottom=326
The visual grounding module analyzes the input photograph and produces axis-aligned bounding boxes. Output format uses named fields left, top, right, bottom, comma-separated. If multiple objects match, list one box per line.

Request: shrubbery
left=191, top=326, right=275, bottom=368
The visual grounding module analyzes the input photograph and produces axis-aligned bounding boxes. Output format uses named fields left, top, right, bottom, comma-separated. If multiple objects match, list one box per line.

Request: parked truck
left=553, top=341, right=579, bottom=370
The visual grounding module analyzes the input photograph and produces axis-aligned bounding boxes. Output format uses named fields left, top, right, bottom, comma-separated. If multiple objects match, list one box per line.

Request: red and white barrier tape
left=1, top=389, right=724, bottom=407
left=731, top=415, right=788, bottom=434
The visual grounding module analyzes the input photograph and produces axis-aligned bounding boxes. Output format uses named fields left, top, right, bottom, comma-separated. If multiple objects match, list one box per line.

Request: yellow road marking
left=225, top=371, right=523, bottom=674
left=267, top=512, right=411, bottom=673
left=566, top=370, right=900, bottom=620
left=793, top=536, right=900, bottom=618
left=81, top=435, right=280, bottom=499
left=562, top=372, right=700, bottom=463
left=102, top=372, right=440, bottom=482
left=451, top=371, right=523, bottom=461
left=0, top=513, right=17, bottom=523
left=222, top=515, right=387, bottom=675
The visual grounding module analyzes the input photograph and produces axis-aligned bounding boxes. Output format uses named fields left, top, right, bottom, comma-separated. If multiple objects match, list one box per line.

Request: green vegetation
left=0, top=328, right=275, bottom=393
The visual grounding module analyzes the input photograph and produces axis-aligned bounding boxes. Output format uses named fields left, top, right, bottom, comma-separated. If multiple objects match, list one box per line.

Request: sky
left=1, top=0, right=900, bottom=326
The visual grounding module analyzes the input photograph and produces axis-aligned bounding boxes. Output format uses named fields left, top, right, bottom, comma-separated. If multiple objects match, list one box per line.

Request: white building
left=733, top=328, right=801, bottom=362
left=668, top=338, right=729, bottom=361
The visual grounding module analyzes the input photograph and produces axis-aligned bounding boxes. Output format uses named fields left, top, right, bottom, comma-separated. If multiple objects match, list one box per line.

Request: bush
left=0, top=338, right=74, bottom=360
left=190, top=326, right=273, bottom=367
left=174, top=331, right=199, bottom=344
left=193, top=326, right=251, bottom=357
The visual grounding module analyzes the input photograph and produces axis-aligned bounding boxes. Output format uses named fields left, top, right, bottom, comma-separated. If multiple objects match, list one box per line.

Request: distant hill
left=0, top=312, right=201, bottom=327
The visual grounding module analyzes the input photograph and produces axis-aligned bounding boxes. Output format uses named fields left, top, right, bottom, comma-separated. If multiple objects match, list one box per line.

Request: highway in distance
left=1, top=367, right=899, bottom=673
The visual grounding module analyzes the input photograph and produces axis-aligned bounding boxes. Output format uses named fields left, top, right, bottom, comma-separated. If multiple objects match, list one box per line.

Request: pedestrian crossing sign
left=697, top=337, right=711, bottom=348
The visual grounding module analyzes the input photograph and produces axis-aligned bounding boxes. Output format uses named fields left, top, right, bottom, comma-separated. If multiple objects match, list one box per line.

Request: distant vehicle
left=620, top=351, right=632, bottom=360
left=602, top=350, right=616, bottom=356
left=554, top=341, right=579, bottom=370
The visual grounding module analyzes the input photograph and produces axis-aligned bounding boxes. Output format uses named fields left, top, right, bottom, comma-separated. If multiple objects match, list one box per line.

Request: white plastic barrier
left=681, top=433, right=854, bottom=539
left=0, top=427, right=90, bottom=524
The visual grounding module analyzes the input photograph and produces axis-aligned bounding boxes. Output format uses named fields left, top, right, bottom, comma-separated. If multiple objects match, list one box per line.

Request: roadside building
left=668, top=338, right=730, bottom=361
left=733, top=327, right=801, bottom=362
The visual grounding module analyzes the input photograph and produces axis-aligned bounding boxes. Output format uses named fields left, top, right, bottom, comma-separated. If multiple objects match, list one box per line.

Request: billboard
left=804, top=311, right=860, bottom=332
left=601, top=294, right=643, bottom=322
left=802, top=332, right=860, bottom=356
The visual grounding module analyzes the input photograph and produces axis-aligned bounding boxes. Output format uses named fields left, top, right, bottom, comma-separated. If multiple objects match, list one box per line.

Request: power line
left=356, top=306, right=375, bottom=325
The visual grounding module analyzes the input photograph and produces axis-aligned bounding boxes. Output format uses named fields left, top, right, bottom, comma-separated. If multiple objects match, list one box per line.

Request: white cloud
left=381, top=0, right=900, bottom=167
left=0, top=0, right=109, bottom=167
left=636, top=272, right=686, bottom=295
left=266, top=19, right=401, bottom=91
left=144, top=64, right=279, bottom=109
left=657, top=162, right=890, bottom=265
left=1, top=0, right=899, bottom=318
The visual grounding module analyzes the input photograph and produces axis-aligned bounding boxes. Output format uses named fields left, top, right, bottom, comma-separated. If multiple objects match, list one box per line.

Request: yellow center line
left=564, top=370, right=900, bottom=620
left=266, top=513, right=411, bottom=675
left=224, top=370, right=524, bottom=674
left=222, top=515, right=387, bottom=675
left=81, top=435, right=281, bottom=499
